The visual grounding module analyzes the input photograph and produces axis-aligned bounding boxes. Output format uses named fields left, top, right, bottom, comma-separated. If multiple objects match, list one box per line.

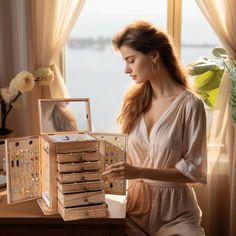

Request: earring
left=152, top=61, right=159, bottom=74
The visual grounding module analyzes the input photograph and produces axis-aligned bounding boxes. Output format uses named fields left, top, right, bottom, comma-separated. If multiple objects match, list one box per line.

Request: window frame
left=167, top=0, right=182, bottom=57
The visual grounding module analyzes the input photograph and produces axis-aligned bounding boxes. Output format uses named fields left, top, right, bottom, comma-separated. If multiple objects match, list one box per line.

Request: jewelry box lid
left=38, top=98, right=92, bottom=135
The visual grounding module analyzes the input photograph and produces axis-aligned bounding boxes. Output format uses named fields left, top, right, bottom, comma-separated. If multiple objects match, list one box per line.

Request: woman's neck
left=149, top=64, right=185, bottom=99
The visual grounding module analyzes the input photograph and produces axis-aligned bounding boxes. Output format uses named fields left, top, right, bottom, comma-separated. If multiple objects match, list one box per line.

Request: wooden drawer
left=58, top=189, right=105, bottom=207
left=57, top=171, right=102, bottom=184
left=58, top=201, right=107, bottom=221
left=57, top=161, right=101, bottom=173
left=57, top=180, right=103, bottom=194
left=57, top=152, right=100, bottom=163
left=55, top=140, right=98, bottom=153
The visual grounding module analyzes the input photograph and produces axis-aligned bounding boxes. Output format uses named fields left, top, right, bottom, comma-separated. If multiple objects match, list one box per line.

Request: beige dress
left=126, top=90, right=207, bottom=236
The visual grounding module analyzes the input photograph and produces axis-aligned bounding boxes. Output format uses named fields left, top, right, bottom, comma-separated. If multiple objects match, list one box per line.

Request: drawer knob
left=81, top=176, right=85, bottom=180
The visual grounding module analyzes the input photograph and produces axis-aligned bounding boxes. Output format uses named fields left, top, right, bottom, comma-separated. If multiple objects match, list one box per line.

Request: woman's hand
left=102, top=162, right=140, bottom=180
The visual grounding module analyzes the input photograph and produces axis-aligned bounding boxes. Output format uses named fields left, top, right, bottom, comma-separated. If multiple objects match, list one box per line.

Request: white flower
left=0, top=87, right=18, bottom=104
left=9, top=77, right=18, bottom=94
left=33, top=67, right=54, bottom=86
left=8, top=80, right=19, bottom=99
left=10, top=71, right=35, bottom=93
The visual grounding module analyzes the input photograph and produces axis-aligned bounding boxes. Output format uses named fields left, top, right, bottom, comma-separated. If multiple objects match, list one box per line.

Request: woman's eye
left=128, top=59, right=134, bottom=64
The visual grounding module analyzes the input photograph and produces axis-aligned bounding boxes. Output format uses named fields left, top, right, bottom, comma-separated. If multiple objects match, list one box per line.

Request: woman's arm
left=102, top=162, right=194, bottom=183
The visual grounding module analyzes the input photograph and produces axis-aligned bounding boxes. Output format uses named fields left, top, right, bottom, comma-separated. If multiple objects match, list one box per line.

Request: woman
left=103, top=20, right=207, bottom=236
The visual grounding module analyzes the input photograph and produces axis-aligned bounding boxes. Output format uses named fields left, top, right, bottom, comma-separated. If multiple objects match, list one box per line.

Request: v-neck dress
left=126, top=90, right=207, bottom=236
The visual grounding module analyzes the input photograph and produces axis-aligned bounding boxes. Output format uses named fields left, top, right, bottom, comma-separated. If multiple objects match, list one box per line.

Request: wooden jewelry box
left=5, top=98, right=127, bottom=221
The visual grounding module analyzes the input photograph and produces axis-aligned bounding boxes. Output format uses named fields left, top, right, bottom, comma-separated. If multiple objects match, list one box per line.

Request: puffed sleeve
left=175, top=96, right=207, bottom=185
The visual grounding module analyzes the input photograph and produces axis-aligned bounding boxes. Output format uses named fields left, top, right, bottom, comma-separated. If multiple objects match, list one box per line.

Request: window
left=181, top=0, right=221, bottom=65
left=65, top=0, right=167, bottom=132
left=65, top=0, right=220, bottom=135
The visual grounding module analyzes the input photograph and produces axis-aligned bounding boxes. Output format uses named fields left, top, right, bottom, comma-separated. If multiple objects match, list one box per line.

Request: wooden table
left=0, top=188, right=127, bottom=236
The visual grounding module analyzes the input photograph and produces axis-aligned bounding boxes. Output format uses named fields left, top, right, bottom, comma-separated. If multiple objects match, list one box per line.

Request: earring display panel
left=94, top=133, right=127, bottom=195
left=6, top=136, right=40, bottom=204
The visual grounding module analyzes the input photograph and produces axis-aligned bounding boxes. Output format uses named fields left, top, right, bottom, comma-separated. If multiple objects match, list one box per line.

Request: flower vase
left=0, top=127, right=12, bottom=143
left=0, top=123, right=13, bottom=144
left=0, top=111, right=12, bottom=140
left=0, top=127, right=12, bottom=136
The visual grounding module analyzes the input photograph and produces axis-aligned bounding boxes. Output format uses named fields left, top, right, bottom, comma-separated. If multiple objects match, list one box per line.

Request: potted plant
left=187, top=48, right=225, bottom=109
left=187, top=47, right=236, bottom=127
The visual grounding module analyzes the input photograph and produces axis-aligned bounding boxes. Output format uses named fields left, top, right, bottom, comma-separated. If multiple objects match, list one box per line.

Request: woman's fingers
left=105, top=161, right=124, bottom=170
left=103, top=167, right=123, bottom=175
left=102, top=164, right=125, bottom=177
left=102, top=170, right=125, bottom=179
left=102, top=162, right=136, bottom=179
left=104, top=162, right=125, bottom=172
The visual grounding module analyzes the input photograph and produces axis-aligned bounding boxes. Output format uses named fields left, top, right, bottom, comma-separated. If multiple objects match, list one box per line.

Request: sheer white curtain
left=195, top=1, right=236, bottom=235
left=31, top=0, right=85, bottom=98
left=0, top=0, right=85, bottom=136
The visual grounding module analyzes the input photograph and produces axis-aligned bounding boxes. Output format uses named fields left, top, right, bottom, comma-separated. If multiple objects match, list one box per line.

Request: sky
left=70, top=0, right=167, bottom=37
left=70, top=0, right=220, bottom=45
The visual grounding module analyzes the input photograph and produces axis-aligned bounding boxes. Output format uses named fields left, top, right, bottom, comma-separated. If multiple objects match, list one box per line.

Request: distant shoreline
left=66, top=37, right=218, bottom=50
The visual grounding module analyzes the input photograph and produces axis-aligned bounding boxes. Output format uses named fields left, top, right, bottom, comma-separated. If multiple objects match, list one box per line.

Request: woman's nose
left=125, top=64, right=131, bottom=74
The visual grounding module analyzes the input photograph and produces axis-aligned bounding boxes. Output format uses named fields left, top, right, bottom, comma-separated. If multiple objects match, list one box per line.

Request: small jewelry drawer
left=58, top=201, right=107, bottom=221
left=57, top=171, right=102, bottom=184
left=55, top=139, right=99, bottom=153
left=58, top=189, right=105, bottom=207
left=57, top=161, right=101, bottom=173
left=57, top=152, right=100, bottom=163
left=57, top=180, right=103, bottom=194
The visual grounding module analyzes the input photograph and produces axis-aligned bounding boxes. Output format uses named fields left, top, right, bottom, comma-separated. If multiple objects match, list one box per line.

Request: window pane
left=181, top=0, right=221, bottom=66
left=65, top=0, right=167, bottom=132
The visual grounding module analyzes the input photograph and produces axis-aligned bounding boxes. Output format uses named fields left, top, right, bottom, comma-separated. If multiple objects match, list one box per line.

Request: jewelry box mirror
left=39, top=98, right=91, bottom=134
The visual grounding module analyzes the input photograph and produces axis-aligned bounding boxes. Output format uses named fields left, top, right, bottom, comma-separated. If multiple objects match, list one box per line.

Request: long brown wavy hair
left=112, top=20, right=189, bottom=134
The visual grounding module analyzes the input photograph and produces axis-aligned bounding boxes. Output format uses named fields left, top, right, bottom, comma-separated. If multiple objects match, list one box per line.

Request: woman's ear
left=152, top=51, right=159, bottom=63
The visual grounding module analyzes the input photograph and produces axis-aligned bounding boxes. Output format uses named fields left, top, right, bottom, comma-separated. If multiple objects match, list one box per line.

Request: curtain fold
left=0, top=0, right=85, bottom=136
left=195, top=1, right=236, bottom=235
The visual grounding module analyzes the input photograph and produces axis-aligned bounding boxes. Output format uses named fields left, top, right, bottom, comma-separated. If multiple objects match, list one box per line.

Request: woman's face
left=120, top=45, right=154, bottom=84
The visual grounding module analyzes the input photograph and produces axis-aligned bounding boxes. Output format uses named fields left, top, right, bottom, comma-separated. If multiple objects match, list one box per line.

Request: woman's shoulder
left=183, top=89, right=205, bottom=108
left=182, top=89, right=206, bottom=120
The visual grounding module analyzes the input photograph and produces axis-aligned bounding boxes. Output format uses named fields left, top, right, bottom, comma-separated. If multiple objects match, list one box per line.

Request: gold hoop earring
left=152, top=62, right=159, bottom=74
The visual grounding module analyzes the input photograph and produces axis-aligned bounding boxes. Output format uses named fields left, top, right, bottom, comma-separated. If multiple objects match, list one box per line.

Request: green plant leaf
left=189, top=47, right=226, bottom=109
left=194, top=67, right=223, bottom=92
left=232, top=110, right=236, bottom=127
left=229, top=85, right=236, bottom=108
left=212, top=47, right=227, bottom=58
left=187, top=57, right=216, bottom=76
left=207, top=88, right=219, bottom=108
left=196, top=88, right=218, bottom=108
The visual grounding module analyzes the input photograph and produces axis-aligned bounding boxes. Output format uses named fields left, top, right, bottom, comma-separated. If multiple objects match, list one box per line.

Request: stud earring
left=152, top=61, right=159, bottom=74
